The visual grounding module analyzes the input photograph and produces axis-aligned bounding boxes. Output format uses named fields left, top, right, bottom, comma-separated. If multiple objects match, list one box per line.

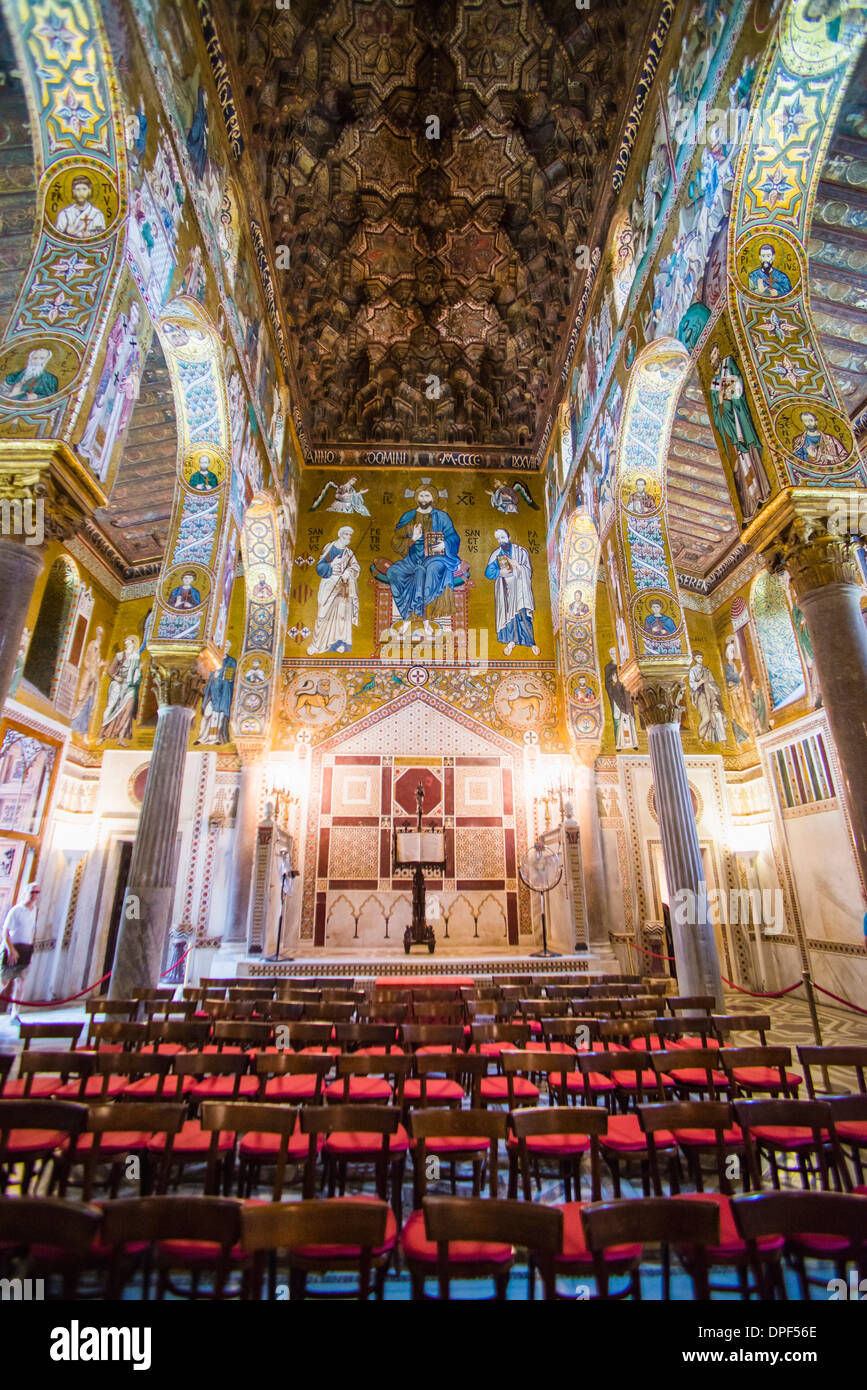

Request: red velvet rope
left=721, top=978, right=803, bottom=998
left=631, top=941, right=676, bottom=963
left=1, top=944, right=194, bottom=1011
left=813, top=982, right=867, bottom=1017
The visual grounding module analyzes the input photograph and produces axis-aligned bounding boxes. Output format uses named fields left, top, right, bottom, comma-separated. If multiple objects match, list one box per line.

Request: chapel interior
left=0, top=0, right=866, bottom=1305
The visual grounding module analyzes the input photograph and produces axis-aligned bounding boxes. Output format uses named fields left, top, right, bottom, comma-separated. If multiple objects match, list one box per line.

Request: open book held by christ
left=424, top=531, right=445, bottom=556
left=396, top=831, right=445, bottom=864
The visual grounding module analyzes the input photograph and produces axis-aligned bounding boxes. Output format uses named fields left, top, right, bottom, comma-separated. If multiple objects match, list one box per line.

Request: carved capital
left=768, top=518, right=861, bottom=601
left=150, top=660, right=207, bottom=710
left=0, top=441, right=106, bottom=546
left=235, top=738, right=268, bottom=767
left=632, top=679, right=686, bottom=727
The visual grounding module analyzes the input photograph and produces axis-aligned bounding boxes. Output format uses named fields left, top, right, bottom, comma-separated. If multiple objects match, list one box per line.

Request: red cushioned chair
left=0, top=1098, right=88, bottom=1196
left=651, top=1016, right=721, bottom=1053
left=142, top=999, right=197, bottom=1023
left=735, top=1097, right=847, bottom=1192
left=532, top=1016, right=592, bottom=1058
left=200, top=1101, right=301, bottom=1200
left=116, top=1051, right=187, bottom=1101
left=304, top=1002, right=356, bottom=1024
left=577, top=1051, right=674, bottom=1198
left=241, top=1196, right=394, bottom=1300
left=640, top=1100, right=778, bottom=1299
left=101, top=1194, right=249, bottom=1299
left=281, top=1021, right=338, bottom=1054
left=0, top=1195, right=102, bottom=1298
left=402, top=1110, right=509, bottom=1294
left=68, top=1101, right=186, bottom=1200
left=175, top=1050, right=257, bottom=1103
left=211, top=1020, right=273, bottom=1053
left=825, top=1095, right=867, bottom=1188
left=132, top=987, right=175, bottom=1002
left=145, top=1019, right=211, bottom=1055
left=667, top=995, right=715, bottom=1015
left=508, top=1103, right=604, bottom=1203
left=255, top=1051, right=333, bottom=1104
left=721, top=1045, right=801, bottom=1098
left=358, top=1001, right=408, bottom=1027
left=323, top=1052, right=410, bottom=1105
left=418, top=1196, right=563, bottom=1300
left=798, top=1044, right=867, bottom=1099
left=85, top=1020, right=149, bottom=1055
left=469, top=1022, right=530, bottom=1057
left=415, top=1001, right=466, bottom=1025
left=653, top=1047, right=729, bottom=1101
left=731, top=1190, right=867, bottom=1299
left=18, top=1050, right=96, bottom=1101
left=581, top=1197, right=721, bottom=1299
left=84, top=1000, right=139, bottom=1043
left=301, top=1103, right=407, bottom=1219
left=405, top=1052, right=487, bottom=1111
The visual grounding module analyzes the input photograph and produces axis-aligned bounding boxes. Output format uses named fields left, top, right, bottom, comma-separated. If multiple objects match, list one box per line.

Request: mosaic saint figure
left=0, top=349, right=58, bottom=401
left=196, top=649, right=236, bottom=745
left=71, top=627, right=105, bottom=736
left=689, top=651, right=727, bottom=744
left=604, top=648, right=638, bottom=751
left=791, top=410, right=848, bottom=468
left=56, top=176, right=106, bottom=238
left=307, top=526, right=360, bottom=655
left=100, top=636, right=142, bottom=745
left=169, top=572, right=202, bottom=609
left=381, top=483, right=460, bottom=637
left=708, top=343, right=771, bottom=520
left=484, top=527, right=539, bottom=656
left=309, top=476, right=371, bottom=516
left=747, top=243, right=792, bottom=298
left=77, top=300, right=142, bottom=480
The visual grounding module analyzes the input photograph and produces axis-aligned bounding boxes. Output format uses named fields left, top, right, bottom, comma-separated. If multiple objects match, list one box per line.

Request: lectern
left=392, top=783, right=445, bottom=955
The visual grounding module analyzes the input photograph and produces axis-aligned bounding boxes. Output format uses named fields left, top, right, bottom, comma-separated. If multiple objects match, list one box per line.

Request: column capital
left=629, top=678, right=687, bottom=728
left=0, top=439, right=106, bottom=543
left=236, top=738, right=268, bottom=767
left=768, top=517, right=862, bottom=602
left=149, top=654, right=210, bottom=710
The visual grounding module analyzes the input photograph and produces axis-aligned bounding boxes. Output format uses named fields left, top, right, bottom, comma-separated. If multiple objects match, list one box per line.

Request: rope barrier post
left=802, top=969, right=831, bottom=1094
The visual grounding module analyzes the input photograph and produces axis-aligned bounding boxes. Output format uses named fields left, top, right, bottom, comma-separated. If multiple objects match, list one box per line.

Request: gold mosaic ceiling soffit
left=221, top=0, right=652, bottom=460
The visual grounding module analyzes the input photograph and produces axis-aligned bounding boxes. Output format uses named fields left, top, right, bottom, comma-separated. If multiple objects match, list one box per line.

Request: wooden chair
left=653, top=1048, right=729, bottom=1101
left=640, top=1100, right=779, bottom=1300
left=132, top=987, right=176, bottom=1002
left=304, top=1002, right=356, bottom=1024
left=84, top=1001, right=139, bottom=1039
left=652, top=1016, right=720, bottom=1052
left=0, top=1098, right=88, bottom=1195
left=469, top=1023, right=530, bottom=1057
left=200, top=1101, right=301, bottom=1200
left=667, top=995, right=715, bottom=1015
left=323, top=1054, right=410, bottom=1106
left=508, top=1104, right=604, bottom=1203
left=734, top=1097, right=848, bottom=1191
left=482, top=1050, right=573, bottom=1109
left=405, top=1053, right=488, bottom=1110
left=581, top=1197, right=721, bottom=1299
left=417, top=1196, right=563, bottom=1300
left=400, top=1023, right=466, bottom=1055
left=731, top=1190, right=867, bottom=1299
left=300, top=1104, right=406, bottom=1218
left=576, top=1052, right=672, bottom=1197
left=0, top=1195, right=102, bottom=1298
left=17, top=1050, right=96, bottom=1101
left=72, top=1102, right=186, bottom=1200
left=175, top=1051, right=257, bottom=1102
left=142, top=999, right=197, bottom=1023
left=279, top=1022, right=335, bottom=1054
left=405, top=1109, right=507, bottom=1231
left=255, top=1052, right=333, bottom=1105
left=721, top=1046, right=801, bottom=1099
left=114, top=1052, right=183, bottom=1101
left=825, top=1094, right=867, bottom=1185
left=711, top=1013, right=771, bottom=1046
left=798, top=1045, right=867, bottom=1099
left=211, top=1020, right=273, bottom=1052
left=358, top=1002, right=408, bottom=1026
left=241, top=1196, right=394, bottom=1300
left=414, top=1001, right=466, bottom=1025
left=101, top=1194, right=247, bottom=1299
left=146, top=1020, right=211, bottom=1053
left=333, top=1022, right=401, bottom=1055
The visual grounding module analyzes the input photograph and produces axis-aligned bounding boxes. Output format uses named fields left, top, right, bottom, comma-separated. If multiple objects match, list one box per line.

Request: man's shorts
left=1, top=943, right=33, bottom=980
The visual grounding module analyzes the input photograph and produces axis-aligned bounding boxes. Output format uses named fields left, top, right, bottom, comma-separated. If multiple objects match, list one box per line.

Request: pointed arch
left=612, top=337, right=692, bottom=671
left=558, top=509, right=603, bottom=748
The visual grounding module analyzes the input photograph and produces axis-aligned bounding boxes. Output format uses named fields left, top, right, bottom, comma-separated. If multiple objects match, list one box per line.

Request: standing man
left=1, top=883, right=40, bottom=1021
left=484, top=527, right=540, bottom=656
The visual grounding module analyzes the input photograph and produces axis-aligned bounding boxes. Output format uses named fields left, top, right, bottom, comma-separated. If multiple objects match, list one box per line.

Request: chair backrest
left=142, top=1000, right=197, bottom=1020
left=241, top=1197, right=389, bottom=1296
left=132, top=987, right=175, bottom=1001
left=84, top=1000, right=137, bottom=1019
left=639, top=1099, right=736, bottom=1193
left=331, top=1053, right=410, bottom=1102
left=200, top=1101, right=299, bottom=1198
left=400, top=1024, right=465, bottom=1052
left=797, top=1045, right=867, bottom=1098
left=280, top=1022, right=333, bottom=1051
left=412, top=1052, right=489, bottom=1105
left=100, top=1195, right=243, bottom=1249
left=414, top=1002, right=465, bottom=1023
left=96, top=1050, right=173, bottom=1091
left=263, top=1001, right=304, bottom=1022
left=333, top=1023, right=397, bottom=1051
left=521, top=999, right=569, bottom=1019
left=598, top=1019, right=652, bottom=1047
left=212, top=1020, right=273, bottom=1050
left=359, top=1002, right=408, bottom=1025
left=0, top=1195, right=101, bottom=1253
left=509, top=1105, right=605, bottom=1200
left=17, top=1051, right=95, bottom=1098
left=653, top=1017, right=717, bottom=1045
left=174, top=1052, right=250, bottom=1098
left=712, top=1014, right=770, bottom=1044
left=81, top=1103, right=185, bottom=1199
left=731, top=1190, right=867, bottom=1245
left=581, top=1197, right=720, bottom=1297
left=18, top=1022, right=84, bottom=1051
left=255, top=1051, right=333, bottom=1102
left=652, top=1048, right=725, bottom=1097
left=298, top=1105, right=401, bottom=1199
left=410, top=1108, right=507, bottom=1199
left=421, top=1196, right=563, bottom=1298
left=147, top=1020, right=211, bottom=1049
left=667, top=995, right=714, bottom=1015
left=576, top=1049, right=662, bottom=1103
left=469, top=1023, right=530, bottom=1049
left=734, top=1097, right=846, bottom=1189
left=411, top=988, right=462, bottom=1003
left=719, top=1046, right=793, bottom=1094
left=0, top=1098, right=89, bottom=1144
left=305, top=1002, right=356, bottom=1023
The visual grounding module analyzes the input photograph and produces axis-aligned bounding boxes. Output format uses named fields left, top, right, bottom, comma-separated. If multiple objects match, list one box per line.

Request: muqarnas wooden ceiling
left=227, top=0, right=650, bottom=454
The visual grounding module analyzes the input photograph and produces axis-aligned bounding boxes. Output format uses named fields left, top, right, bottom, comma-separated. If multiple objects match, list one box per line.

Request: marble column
left=225, top=745, right=266, bottom=944
left=779, top=523, right=867, bottom=890
left=0, top=538, right=43, bottom=710
left=108, top=665, right=201, bottom=999
left=571, top=753, right=609, bottom=946
left=634, top=681, right=725, bottom=1008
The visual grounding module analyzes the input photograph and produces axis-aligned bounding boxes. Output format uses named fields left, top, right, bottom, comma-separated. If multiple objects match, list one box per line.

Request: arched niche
left=23, top=555, right=79, bottom=699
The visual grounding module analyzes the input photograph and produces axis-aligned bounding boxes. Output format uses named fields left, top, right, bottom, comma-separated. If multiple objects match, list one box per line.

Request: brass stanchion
left=802, top=969, right=832, bottom=1095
